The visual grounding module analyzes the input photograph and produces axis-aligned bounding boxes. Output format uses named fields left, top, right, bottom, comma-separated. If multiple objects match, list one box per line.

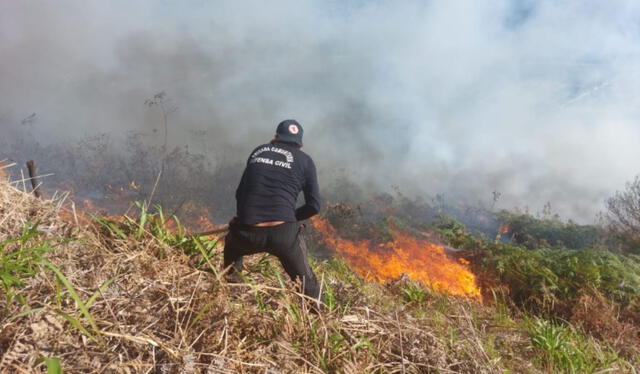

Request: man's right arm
left=295, top=157, right=321, bottom=221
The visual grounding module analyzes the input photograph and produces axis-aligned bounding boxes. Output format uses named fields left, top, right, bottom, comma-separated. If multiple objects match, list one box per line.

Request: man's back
left=235, top=140, right=320, bottom=225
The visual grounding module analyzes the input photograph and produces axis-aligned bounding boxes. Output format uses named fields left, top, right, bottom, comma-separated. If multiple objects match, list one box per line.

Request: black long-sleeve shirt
left=235, top=140, right=321, bottom=225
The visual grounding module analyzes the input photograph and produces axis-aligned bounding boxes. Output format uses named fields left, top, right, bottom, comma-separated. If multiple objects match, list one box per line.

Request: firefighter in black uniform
left=224, top=119, right=322, bottom=303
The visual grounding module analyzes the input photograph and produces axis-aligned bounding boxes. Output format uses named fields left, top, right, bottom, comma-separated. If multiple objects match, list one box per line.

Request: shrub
left=499, top=211, right=607, bottom=250
left=487, top=245, right=640, bottom=311
left=434, top=216, right=640, bottom=317
left=607, top=175, right=640, bottom=254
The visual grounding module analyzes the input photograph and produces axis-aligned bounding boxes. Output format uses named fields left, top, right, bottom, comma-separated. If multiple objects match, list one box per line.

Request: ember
left=312, top=217, right=481, bottom=298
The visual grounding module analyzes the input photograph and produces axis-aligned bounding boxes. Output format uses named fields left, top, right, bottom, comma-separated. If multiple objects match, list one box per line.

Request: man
left=224, top=119, right=322, bottom=303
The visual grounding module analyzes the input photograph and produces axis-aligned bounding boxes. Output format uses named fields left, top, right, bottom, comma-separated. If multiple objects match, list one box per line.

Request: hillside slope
left=0, top=179, right=636, bottom=373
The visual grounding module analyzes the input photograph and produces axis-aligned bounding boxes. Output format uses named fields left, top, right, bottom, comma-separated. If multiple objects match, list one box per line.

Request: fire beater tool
left=189, top=224, right=230, bottom=238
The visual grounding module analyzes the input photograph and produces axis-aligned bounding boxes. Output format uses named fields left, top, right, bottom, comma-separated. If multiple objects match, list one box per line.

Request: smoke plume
left=2, top=0, right=640, bottom=222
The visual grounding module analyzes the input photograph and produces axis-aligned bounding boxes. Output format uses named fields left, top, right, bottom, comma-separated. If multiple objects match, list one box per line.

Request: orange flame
left=64, top=194, right=219, bottom=234
left=195, top=215, right=216, bottom=231
left=499, top=223, right=510, bottom=234
left=312, top=217, right=480, bottom=298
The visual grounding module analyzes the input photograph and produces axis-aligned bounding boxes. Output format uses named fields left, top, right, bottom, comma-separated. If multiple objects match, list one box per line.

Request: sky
left=2, top=0, right=640, bottom=222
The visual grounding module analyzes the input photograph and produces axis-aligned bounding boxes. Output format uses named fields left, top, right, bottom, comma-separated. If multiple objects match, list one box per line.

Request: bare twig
left=395, top=311, right=406, bottom=374
left=146, top=170, right=162, bottom=209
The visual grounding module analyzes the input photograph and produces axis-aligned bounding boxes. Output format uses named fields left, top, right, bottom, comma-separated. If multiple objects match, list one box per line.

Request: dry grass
left=0, top=177, right=608, bottom=373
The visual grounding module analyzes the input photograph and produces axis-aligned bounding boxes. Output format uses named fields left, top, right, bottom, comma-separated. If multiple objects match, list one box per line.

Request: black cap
left=275, top=119, right=304, bottom=146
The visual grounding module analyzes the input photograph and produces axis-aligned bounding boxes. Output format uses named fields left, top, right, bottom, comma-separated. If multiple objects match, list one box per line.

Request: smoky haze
left=2, top=0, right=640, bottom=222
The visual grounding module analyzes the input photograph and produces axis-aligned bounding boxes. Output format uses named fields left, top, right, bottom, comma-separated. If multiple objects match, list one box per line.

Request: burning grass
left=312, top=217, right=480, bottom=298
left=1, top=178, right=637, bottom=373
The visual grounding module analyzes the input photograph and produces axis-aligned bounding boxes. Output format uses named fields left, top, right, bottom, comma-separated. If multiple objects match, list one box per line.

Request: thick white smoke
left=2, top=0, right=640, bottom=222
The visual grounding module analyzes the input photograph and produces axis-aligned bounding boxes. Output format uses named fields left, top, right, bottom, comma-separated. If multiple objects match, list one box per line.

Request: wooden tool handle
left=190, top=224, right=230, bottom=237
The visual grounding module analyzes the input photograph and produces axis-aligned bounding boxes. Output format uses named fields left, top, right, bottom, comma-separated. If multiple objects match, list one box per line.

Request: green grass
left=0, top=222, right=117, bottom=348
left=524, top=316, right=623, bottom=373
left=0, top=224, right=57, bottom=305
left=36, top=356, right=64, bottom=374
left=45, top=259, right=105, bottom=345
left=95, top=203, right=222, bottom=266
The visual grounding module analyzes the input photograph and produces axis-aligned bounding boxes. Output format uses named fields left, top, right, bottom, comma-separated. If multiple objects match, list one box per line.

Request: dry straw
left=0, top=177, right=504, bottom=373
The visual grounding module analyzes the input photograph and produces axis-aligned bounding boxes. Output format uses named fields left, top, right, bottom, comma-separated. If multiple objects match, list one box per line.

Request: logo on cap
left=288, top=124, right=299, bottom=134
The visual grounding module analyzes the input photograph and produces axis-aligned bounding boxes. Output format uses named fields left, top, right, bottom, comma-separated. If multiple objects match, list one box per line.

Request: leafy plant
left=434, top=214, right=483, bottom=250
left=321, top=279, right=337, bottom=312
left=435, top=214, right=640, bottom=314
left=402, top=281, right=428, bottom=305
left=486, top=245, right=640, bottom=311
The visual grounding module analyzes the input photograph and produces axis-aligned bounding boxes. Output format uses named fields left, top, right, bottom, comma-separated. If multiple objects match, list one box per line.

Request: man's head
left=275, top=119, right=303, bottom=147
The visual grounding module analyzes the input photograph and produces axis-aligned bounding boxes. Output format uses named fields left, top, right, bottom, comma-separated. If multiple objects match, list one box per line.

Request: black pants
left=223, top=222, right=321, bottom=300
